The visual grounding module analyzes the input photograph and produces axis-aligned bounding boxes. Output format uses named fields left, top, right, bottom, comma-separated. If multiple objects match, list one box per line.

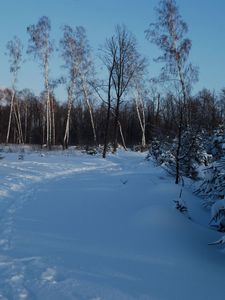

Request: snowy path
left=0, top=150, right=225, bottom=299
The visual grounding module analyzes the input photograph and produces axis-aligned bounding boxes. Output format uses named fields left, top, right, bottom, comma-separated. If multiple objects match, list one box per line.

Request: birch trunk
left=6, top=90, right=15, bottom=144
left=15, top=98, right=24, bottom=144
left=6, top=89, right=24, bottom=144
left=51, top=96, right=56, bottom=145
left=81, top=77, right=97, bottom=144
left=44, top=54, right=52, bottom=149
left=135, top=93, right=146, bottom=150
left=63, top=87, right=73, bottom=149
left=118, top=120, right=127, bottom=151
left=24, top=102, right=28, bottom=143
left=42, top=101, right=46, bottom=146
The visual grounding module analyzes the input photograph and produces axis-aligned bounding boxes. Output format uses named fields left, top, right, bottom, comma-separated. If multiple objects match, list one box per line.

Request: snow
left=0, top=149, right=225, bottom=299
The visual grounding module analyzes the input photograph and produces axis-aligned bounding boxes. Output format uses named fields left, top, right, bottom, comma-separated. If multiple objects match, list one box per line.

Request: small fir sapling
left=195, top=157, right=225, bottom=207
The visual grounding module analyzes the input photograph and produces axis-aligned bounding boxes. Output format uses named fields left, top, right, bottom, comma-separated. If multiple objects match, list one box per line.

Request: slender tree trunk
left=42, top=108, right=46, bottom=146
left=63, top=102, right=72, bottom=149
left=103, top=77, right=112, bottom=158
left=103, top=102, right=111, bottom=158
left=175, top=105, right=184, bottom=184
left=63, top=87, right=73, bottom=149
left=46, top=92, right=50, bottom=147
left=112, top=106, right=127, bottom=152
left=6, top=90, right=24, bottom=144
left=15, top=98, right=24, bottom=144
left=112, top=100, right=120, bottom=153
left=44, top=54, right=52, bottom=149
left=141, top=101, right=146, bottom=149
left=6, top=90, right=15, bottom=144
left=135, top=95, right=146, bottom=150
left=24, top=102, right=28, bottom=143
left=81, top=78, right=97, bottom=144
left=175, top=59, right=187, bottom=184
left=13, top=103, right=22, bottom=143
left=118, top=120, right=127, bottom=151
left=51, top=96, right=56, bottom=145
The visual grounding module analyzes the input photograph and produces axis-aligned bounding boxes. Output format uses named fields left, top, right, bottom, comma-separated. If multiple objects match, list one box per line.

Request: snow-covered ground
left=0, top=149, right=225, bottom=299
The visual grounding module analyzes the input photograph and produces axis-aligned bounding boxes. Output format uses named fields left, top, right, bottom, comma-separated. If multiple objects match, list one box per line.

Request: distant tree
left=146, top=0, right=198, bottom=183
left=27, top=16, right=54, bottom=148
left=103, top=25, right=146, bottom=153
left=97, top=39, right=117, bottom=157
left=195, top=89, right=219, bottom=131
left=6, top=36, right=24, bottom=144
left=76, top=29, right=97, bottom=145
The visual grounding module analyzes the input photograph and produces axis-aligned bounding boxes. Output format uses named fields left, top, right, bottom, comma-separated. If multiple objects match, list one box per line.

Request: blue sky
left=0, top=0, right=225, bottom=100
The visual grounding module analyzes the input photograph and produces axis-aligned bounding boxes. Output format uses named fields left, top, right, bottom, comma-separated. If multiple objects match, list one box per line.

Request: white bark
left=51, top=96, right=56, bottom=145
left=81, top=76, right=97, bottom=144
left=44, top=52, right=52, bottom=148
left=6, top=88, right=24, bottom=144
left=6, top=90, right=15, bottom=144
left=134, top=90, right=146, bottom=149
left=14, top=97, right=24, bottom=144
left=118, top=120, right=127, bottom=151
left=63, top=86, right=74, bottom=148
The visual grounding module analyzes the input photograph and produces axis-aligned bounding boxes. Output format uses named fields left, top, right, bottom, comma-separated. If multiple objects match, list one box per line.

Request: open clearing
left=0, top=150, right=224, bottom=299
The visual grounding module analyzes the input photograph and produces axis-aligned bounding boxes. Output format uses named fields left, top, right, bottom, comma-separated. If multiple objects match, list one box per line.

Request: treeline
left=0, top=87, right=223, bottom=147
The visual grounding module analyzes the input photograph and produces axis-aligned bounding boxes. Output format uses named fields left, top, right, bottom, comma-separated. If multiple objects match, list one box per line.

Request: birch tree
left=6, top=36, right=24, bottom=144
left=60, top=25, right=79, bottom=149
left=145, top=0, right=198, bottom=183
left=27, top=16, right=54, bottom=149
left=60, top=25, right=96, bottom=148
left=76, top=28, right=97, bottom=145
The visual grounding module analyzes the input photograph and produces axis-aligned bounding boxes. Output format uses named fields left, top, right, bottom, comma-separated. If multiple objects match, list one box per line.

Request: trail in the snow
left=0, top=153, right=118, bottom=246
left=0, top=150, right=224, bottom=300
left=0, top=151, right=121, bottom=299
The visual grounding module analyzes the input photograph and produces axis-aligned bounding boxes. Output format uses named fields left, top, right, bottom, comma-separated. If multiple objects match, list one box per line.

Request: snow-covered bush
left=208, top=126, right=225, bottom=159
left=195, top=158, right=225, bottom=202
left=148, top=138, right=175, bottom=167
left=195, top=156, right=225, bottom=231
left=176, top=129, right=210, bottom=179
left=148, top=129, right=209, bottom=180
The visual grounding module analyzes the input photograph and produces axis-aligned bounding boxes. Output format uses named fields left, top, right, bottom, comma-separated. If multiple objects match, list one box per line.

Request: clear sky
left=0, top=0, right=225, bottom=100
